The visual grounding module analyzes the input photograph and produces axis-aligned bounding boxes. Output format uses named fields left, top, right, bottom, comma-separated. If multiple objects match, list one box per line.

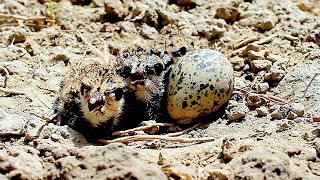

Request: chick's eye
left=154, top=63, right=163, bottom=75
left=119, top=66, right=131, bottom=78
left=145, top=66, right=154, bottom=74
left=122, top=52, right=129, bottom=58
left=114, top=88, right=123, bottom=101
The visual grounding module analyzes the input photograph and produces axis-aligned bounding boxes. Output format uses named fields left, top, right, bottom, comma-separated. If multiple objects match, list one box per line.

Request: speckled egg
left=166, top=49, right=234, bottom=124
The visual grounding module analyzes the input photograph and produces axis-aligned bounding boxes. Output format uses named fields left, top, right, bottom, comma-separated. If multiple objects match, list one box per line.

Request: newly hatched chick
left=51, top=62, right=127, bottom=140
left=116, top=45, right=172, bottom=122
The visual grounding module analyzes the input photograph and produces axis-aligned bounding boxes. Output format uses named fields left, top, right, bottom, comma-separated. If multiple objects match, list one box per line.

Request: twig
left=95, top=135, right=215, bottom=144
left=233, top=36, right=259, bottom=49
left=37, top=85, right=57, bottom=93
left=165, top=123, right=201, bottom=137
left=0, top=12, right=47, bottom=21
left=112, top=123, right=176, bottom=136
left=77, top=46, right=89, bottom=68
left=37, top=97, right=51, bottom=109
left=303, top=73, right=319, bottom=98
left=283, top=35, right=299, bottom=42
left=0, top=66, right=9, bottom=88
left=31, top=113, right=57, bottom=138
left=233, top=88, right=288, bottom=104
left=104, top=40, right=109, bottom=65
left=260, top=94, right=287, bottom=104
left=256, top=34, right=277, bottom=44
left=76, top=30, right=105, bottom=60
left=0, top=87, right=25, bottom=95
left=30, top=113, right=57, bottom=121
left=0, top=22, right=48, bottom=28
left=230, top=34, right=277, bottom=56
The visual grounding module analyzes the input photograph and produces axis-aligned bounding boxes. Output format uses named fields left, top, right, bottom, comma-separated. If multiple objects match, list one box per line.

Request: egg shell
left=166, top=49, right=234, bottom=124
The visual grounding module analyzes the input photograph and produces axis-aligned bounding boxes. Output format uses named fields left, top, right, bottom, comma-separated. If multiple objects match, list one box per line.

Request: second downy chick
left=116, top=45, right=172, bottom=122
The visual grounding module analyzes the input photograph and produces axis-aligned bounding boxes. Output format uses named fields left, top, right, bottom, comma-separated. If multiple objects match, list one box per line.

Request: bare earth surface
left=0, top=0, right=320, bottom=179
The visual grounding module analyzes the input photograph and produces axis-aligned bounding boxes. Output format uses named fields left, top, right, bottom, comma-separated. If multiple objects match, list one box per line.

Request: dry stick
left=283, top=34, right=299, bottom=42
left=0, top=22, right=48, bottom=28
left=303, top=73, right=319, bottom=98
left=165, top=123, right=201, bottom=137
left=256, top=34, right=277, bottom=44
left=103, top=40, right=109, bottom=65
left=233, top=88, right=287, bottom=104
left=76, top=30, right=105, bottom=60
left=112, top=123, right=176, bottom=136
left=0, top=87, right=25, bottom=95
left=30, top=113, right=57, bottom=137
left=233, top=36, right=259, bottom=49
left=37, top=85, right=57, bottom=93
left=230, top=34, right=277, bottom=56
left=77, top=46, right=89, bottom=68
left=0, top=12, right=47, bottom=21
left=96, top=135, right=215, bottom=144
left=30, top=113, right=57, bottom=122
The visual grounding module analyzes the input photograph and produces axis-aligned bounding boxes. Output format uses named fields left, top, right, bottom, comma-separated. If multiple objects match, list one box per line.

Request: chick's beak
left=88, top=91, right=104, bottom=112
left=131, top=71, right=145, bottom=86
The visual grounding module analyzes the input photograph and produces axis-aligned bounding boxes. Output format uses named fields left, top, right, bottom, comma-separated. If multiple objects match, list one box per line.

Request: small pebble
left=242, top=43, right=260, bottom=57
left=208, top=169, right=231, bottom=180
left=8, top=29, right=27, bottom=43
left=290, top=103, right=305, bottom=117
left=299, top=148, right=317, bottom=161
left=289, top=130, right=299, bottom=137
left=264, top=65, right=285, bottom=81
left=256, top=106, right=268, bottom=116
left=285, top=146, right=302, bottom=157
left=303, top=129, right=320, bottom=141
left=251, top=60, right=272, bottom=73
left=276, top=121, right=290, bottom=132
left=139, top=120, right=159, bottom=135
left=287, top=111, right=298, bottom=120
left=312, top=113, right=320, bottom=122
left=257, top=82, right=269, bottom=94
left=0, top=60, right=29, bottom=75
left=247, top=50, right=268, bottom=61
left=141, top=23, right=159, bottom=40
left=271, top=105, right=290, bottom=120
left=230, top=57, right=245, bottom=71
left=215, top=4, right=239, bottom=22
left=247, top=94, right=263, bottom=107
left=228, top=103, right=249, bottom=121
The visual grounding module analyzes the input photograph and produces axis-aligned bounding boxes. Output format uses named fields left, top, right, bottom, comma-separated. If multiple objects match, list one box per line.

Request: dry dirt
left=0, top=0, right=320, bottom=179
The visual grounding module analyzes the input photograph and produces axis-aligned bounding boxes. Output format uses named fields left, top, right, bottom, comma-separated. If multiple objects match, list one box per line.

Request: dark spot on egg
left=182, top=101, right=188, bottom=109
left=191, top=101, right=197, bottom=106
left=200, top=84, right=209, bottom=91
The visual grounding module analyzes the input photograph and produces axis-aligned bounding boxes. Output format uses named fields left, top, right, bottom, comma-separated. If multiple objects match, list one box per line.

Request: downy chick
left=51, top=62, right=127, bottom=140
left=116, top=45, right=172, bottom=122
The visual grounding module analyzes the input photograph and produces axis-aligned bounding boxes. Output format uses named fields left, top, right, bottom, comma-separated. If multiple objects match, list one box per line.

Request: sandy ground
left=0, top=0, right=320, bottom=179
